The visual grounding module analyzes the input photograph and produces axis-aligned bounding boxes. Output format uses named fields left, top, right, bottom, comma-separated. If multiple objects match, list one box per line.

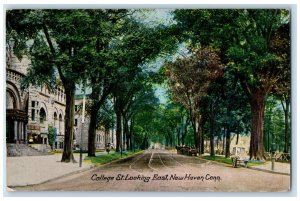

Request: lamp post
left=79, top=86, right=86, bottom=167
left=271, top=143, right=276, bottom=171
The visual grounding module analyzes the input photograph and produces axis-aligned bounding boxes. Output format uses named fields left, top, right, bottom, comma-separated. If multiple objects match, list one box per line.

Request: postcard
left=5, top=7, right=291, bottom=192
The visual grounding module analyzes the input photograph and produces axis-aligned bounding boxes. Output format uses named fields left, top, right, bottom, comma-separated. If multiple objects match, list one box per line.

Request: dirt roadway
left=12, top=149, right=290, bottom=192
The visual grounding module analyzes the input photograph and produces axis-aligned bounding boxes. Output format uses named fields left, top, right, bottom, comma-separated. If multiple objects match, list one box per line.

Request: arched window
left=59, top=114, right=63, bottom=135
left=6, top=91, right=16, bottom=109
left=54, top=112, right=58, bottom=127
left=40, top=108, right=46, bottom=124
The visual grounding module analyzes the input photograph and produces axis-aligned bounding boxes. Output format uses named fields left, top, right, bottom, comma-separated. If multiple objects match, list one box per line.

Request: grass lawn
left=201, top=155, right=265, bottom=166
left=84, top=150, right=142, bottom=166
left=202, top=155, right=233, bottom=165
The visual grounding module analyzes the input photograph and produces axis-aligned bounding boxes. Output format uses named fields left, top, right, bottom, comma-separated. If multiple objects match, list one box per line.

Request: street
left=13, top=149, right=290, bottom=192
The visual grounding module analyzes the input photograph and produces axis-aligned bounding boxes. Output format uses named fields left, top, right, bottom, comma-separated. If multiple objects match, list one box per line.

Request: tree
left=7, top=10, right=100, bottom=162
left=200, top=79, right=225, bottom=157
left=173, top=9, right=290, bottom=160
left=132, top=89, right=161, bottom=149
left=83, top=10, right=132, bottom=157
left=269, top=22, right=291, bottom=153
left=95, top=98, right=115, bottom=148
left=108, top=20, right=178, bottom=153
left=165, top=46, right=223, bottom=154
left=48, top=126, right=57, bottom=151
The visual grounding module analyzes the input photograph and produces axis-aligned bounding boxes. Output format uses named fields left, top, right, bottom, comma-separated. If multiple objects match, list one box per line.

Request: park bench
left=230, top=146, right=249, bottom=168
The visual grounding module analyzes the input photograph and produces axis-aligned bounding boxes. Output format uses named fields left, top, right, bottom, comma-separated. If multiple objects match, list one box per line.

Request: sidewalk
left=201, top=153, right=291, bottom=175
left=247, top=161, right=290, bottom=175
left=6, top=153, right=94, bottom=187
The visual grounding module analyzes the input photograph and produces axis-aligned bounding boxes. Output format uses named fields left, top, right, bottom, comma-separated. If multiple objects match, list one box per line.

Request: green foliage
left=183, top=126, right=195, bottom=146
left=173, top=9, right=289, bottom=91
left=202, top=155, right=233, bottom=165
left=96, top=99, right=115, bottom=130
left=172, top=9, right=290, bottom=159
left=202, top=155, right=265, bottom=166
left=7, top=9, right=290, bottom=158
left=48, top=126, right=57, bottom=149
left=264, top=95, right=286, bottom=152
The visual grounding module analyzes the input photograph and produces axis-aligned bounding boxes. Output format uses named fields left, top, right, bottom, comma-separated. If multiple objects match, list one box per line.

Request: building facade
left=6, top=52, right=66, bottom=149
left=6, top=51, right=115, bottom=152
left=74, top=97, right=116, bottom=151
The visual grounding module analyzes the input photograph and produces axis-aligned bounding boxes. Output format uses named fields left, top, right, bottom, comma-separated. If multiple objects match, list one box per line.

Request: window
left=54, top=112, right=57, bottom=120
left=31, top=109, right=35, bottom=121
left=74, top=119, right=78, bottom=126
left=75, top=105, right=78, bottom=112
left=39, top=108, right=46, bottom=124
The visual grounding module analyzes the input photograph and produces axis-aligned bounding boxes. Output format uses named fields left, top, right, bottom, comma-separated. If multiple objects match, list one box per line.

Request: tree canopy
left=7, top=9, right=291, bottom=161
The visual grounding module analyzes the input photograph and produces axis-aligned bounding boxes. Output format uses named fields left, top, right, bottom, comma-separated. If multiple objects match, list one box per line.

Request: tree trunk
left=191, top=117, right=199, bottom=150
left=200, top=117, right=205, bottom=154
left=143, top=133, right=148, bottom=149
left=201, top=131, right=205, bottom=154
left=115, top=111, right=122, bottom=152
left=61, top=84, right=76, bottom=162
left=268, top=109, right=271, bottom=152
left=124, top=115, right=130, bottom=151
left=105, top=126, right=109, bottom=147
left=87, top=100, right=101, bottom=157
left=249, top=91, right=265, bottom=160
left=236, top=122, right=239, bottom=145
left=224, top=103, right=231, bottom=157
left=197, top=115, right=204, bottom=155
left=129, top=117, right=134, bottom=150
left=170, top=131, right=173, bottom=147
left=209, top=118, right=215, bottom=157
left=177, top=127, right=180, bottom=146
left=123, top=119, right=126, bottom=150
left=182, top=117, right=189, bottom=146
left=282, top=97, right=290, bottom=153
left=189, top=107, right=199, bottom=150
left=222, top=128, right=225, bottom=155
left=225, top=127, right=231, bottom=158
left=209, top=100, right=215, bottom=157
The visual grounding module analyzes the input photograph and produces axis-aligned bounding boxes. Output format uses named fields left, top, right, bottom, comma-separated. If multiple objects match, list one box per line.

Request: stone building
left=73, top=96, right=116, bottom=151
left=6, top=51, right=66, bottom=150
left=6, top=50, right=116, bottom=155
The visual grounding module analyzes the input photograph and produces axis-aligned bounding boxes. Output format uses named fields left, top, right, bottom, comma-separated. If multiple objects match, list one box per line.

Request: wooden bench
left=231, top=157, right=249, bottom=168
left=230, top=146, right=249, bottom=168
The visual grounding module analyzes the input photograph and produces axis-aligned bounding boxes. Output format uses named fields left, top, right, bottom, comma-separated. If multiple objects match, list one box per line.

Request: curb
left=246, top=166, right=290, bottom=176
